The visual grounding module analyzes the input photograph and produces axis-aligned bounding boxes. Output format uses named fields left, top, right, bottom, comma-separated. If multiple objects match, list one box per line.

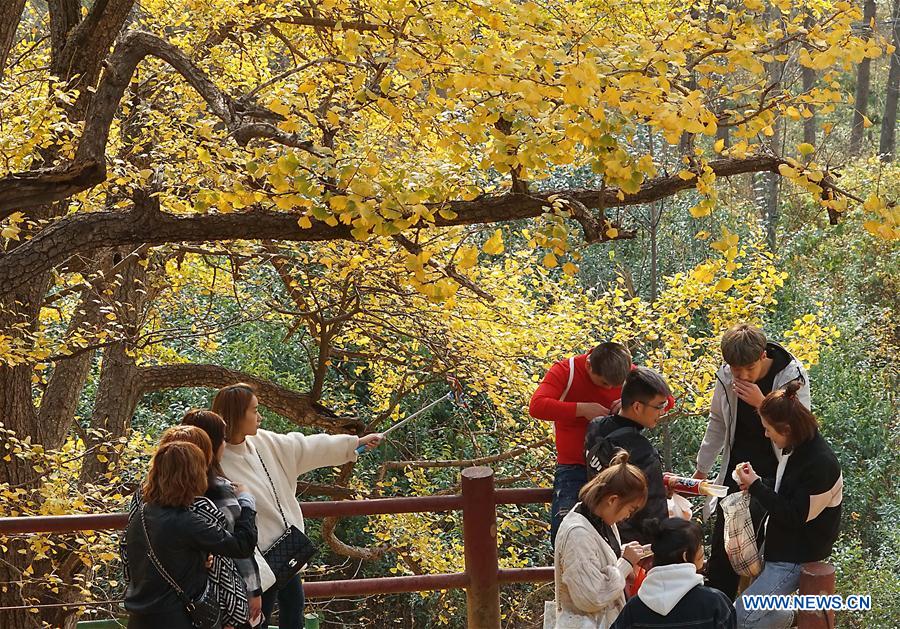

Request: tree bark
left=760, top=7, right=784, bottom=251
left=0, top=155, right=782, bottom=297
left=802, top=17, right=817, bottom=154
left=79, top=249, right=153, bottom=483
left=849, top=0, right=877, bottom=156
left=0, top=0, right=26, bottom=79
left=138, top=363, right=364, bottom=433
left=37, top=255, right=118, bottom=450
left=880, top=0, right=900, bottom=161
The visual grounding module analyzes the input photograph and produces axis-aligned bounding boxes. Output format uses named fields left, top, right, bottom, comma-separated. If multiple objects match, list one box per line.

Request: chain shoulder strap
left=139, top=504, right=192, bottom=607
left=254, top=446, right=290, bottom=528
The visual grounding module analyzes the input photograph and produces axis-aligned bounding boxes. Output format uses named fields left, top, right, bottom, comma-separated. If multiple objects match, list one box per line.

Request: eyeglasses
left=639, top=400, right=668, bottom=411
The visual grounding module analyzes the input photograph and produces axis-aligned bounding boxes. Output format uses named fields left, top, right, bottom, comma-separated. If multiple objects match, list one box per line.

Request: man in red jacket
left=530, top=342, right=634, bottom=546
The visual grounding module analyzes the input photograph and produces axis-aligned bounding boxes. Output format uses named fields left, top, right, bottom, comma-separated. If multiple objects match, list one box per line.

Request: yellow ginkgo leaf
left=715, top=278, right=735, bottom=291
left=483, top=230, right=505, bottom=255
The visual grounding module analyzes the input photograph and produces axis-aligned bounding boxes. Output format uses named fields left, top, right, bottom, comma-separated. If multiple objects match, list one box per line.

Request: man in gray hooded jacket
left=692, top=324, right=810, bottom=599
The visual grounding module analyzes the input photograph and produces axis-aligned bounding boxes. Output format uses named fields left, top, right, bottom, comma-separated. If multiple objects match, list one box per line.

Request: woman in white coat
left=554, top=450, right=649, bottom=629
left=212, top=383, right=381, bottom=629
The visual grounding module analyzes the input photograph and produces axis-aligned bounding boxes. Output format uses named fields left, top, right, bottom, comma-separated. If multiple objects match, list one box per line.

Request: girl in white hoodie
left=554, top=450, right=649, bottom=629
left=611, top=518, right=735, bottom=629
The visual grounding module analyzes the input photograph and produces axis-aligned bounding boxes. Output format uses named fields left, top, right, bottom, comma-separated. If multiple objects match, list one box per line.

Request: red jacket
left=529, top=354, right=674, bottom=465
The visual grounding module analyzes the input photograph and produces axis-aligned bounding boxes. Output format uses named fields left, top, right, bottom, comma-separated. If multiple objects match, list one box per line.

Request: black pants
left=707, top=489, right=768, bottom=600
left=261, top=574, right=304, bottom=629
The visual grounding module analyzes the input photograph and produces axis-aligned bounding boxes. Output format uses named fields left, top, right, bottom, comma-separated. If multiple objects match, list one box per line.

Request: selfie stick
left=356, top=391, right=455, bottom=454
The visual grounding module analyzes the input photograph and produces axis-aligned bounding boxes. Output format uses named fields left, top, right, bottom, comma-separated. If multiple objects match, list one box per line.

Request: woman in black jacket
left=123, top=438, right=258, bottom=629
left=734, top=381, right=843, bottom=629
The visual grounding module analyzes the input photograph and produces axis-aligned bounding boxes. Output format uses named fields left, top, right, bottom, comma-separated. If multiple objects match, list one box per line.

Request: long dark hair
left=181, top=409, right=227, bottom=485
left=212, top=383, right=256, bottom=443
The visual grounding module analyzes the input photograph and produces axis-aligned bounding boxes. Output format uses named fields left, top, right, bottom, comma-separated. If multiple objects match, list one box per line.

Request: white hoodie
left=637, top=563, right=705, bottom=616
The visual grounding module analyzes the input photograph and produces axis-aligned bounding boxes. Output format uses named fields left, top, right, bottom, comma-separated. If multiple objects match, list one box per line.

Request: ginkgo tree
left=0, top=0, right=893, bottom=625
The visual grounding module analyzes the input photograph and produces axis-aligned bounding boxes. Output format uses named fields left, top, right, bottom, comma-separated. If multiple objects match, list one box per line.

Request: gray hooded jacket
left=695, top=343, right=810, bottom=488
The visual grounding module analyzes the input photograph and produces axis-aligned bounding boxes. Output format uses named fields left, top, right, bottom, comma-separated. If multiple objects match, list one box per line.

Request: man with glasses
left=583, top=367, right=674, bottom=544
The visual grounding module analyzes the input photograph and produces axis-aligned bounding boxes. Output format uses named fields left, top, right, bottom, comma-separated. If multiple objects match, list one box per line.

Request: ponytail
left=759, top=380, right=817, bottom=445
left=642, top=517, right=703, bottom=566
left=579, top=450, right=648, bottom=511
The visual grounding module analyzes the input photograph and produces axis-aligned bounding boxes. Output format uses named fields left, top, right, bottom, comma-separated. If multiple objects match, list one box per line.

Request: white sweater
left=220, top=429, right=359, bottom=591
left=553, top=506, right=630, bottom=629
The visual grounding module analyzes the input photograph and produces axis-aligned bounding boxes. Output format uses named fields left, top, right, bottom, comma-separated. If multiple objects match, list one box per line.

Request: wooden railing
left=0, top=467, right=552, bottom=628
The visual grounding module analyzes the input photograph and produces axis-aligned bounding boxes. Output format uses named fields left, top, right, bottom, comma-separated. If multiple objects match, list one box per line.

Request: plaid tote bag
left=720, top=491, right=765, bottom=577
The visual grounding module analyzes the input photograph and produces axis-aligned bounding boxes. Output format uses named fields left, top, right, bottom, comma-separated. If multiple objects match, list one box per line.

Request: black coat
left=611, top=584, right=736, bottom=629
left=123, top=500, right=257, bottom=627
left=748, top=431, right=842, bottom=563
left=584, top=415, right=667, bottom=544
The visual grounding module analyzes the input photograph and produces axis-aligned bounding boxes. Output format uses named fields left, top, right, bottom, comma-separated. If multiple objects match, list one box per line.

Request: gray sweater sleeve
left=697, top=378, right=728, bottom=474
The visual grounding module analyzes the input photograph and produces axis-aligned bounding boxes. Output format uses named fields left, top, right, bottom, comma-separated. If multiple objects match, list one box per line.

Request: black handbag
left=255, top=449, right=318, bottom=588
left=140, top=504, right=223, bottom=628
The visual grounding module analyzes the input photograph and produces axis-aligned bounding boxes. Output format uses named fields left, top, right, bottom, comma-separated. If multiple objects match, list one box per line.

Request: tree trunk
left=880, top=0, right=900, bottom=161
left=649, top=201, right=673, bottom=471
left=0, top=278, right=56, bottom=627
left=759, top=7, right=784, bottom=251
left=0, top=0, right=26, bottom=79
left=79, top=251, right=151, bottom=483
left=802, top=17, right=817, bottom=155
left=850, top=0, right=877, bottom=156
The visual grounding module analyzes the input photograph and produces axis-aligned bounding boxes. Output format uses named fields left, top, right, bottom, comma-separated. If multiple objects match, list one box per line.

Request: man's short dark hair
left=620, top=366, right=671, bottom=407
left=588, top=342, right=632, bottom=385
left=721, top=324, right=767, bottom=366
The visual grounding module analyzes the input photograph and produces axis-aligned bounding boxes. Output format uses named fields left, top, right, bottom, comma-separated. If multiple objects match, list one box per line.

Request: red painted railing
left=0, top=467, right=552, bottom=627
left=0, top=467, right=835, bottom=628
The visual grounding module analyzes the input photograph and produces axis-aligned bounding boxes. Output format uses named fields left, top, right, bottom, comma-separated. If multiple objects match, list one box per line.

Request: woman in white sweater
left=554, top=451, right=649, bottom=629
left=213, top=383, right=381, bottom=629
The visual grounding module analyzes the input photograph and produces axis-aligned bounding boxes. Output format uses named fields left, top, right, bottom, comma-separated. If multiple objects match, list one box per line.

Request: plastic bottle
left=663, top=473, right=728, bottom=498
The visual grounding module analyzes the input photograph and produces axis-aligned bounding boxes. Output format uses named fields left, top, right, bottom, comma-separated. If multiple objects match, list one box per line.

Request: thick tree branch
left=137, top=363, right=363, bottom=433
left=0, top=30, right=316, bottom=218
left=272, top=16, right=386, bottom=33
left=0, top=156, right=782, bottom=296
left=47, top=0, right=81, bottom=67
left=55, top=0, right=137, bottom=100
left=374, top=437, right=553, bottom=488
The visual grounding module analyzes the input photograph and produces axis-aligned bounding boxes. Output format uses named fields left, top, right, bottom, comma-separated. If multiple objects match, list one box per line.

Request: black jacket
left=123, top=500, right=257, bottom=626
left=748, top=431, right=842, bottom=563
left=611, top=582, right=736, bottom=629
left=584, top=414, right=666, bottom=544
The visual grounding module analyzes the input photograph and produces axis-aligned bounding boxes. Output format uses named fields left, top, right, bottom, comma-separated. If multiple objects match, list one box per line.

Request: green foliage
left=832, top=525, right=900, bottom=628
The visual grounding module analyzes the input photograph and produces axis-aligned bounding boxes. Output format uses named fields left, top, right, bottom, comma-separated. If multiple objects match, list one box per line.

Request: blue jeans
left=736, top=561, right=802, bottom=629
left=550, top=464, right=587, bottom=548
left=261, top=575, right=304, bottom=629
